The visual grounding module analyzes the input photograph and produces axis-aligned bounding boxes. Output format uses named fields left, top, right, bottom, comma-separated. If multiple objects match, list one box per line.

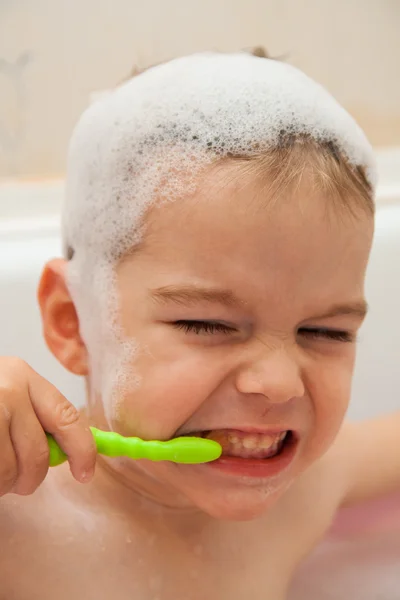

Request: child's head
left=41, top=50, right=375, bottom=520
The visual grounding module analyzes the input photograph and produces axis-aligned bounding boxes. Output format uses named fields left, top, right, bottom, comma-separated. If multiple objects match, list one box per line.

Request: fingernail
left=79, top=468, right=94, bottom=483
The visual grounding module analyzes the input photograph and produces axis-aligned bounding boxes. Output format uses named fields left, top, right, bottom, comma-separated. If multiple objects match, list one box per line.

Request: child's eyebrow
left=310, top=300, right=369, bottom=320
left=150, top=285, right=241, bottom=307
left=150, top=286, right=369, bottom=319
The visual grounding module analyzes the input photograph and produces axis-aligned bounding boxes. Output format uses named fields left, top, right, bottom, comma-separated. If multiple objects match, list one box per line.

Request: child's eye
left=298, top=327, right=354, bottom=343
left=173, top=320, right=235, bottom=335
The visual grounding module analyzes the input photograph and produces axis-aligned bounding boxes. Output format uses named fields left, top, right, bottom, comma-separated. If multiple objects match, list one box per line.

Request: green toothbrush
left=46, top=427, right=222, bottom=466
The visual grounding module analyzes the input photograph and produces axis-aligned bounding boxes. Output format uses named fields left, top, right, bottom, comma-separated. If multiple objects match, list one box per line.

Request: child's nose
left=235, top=347, right=305, bottom=404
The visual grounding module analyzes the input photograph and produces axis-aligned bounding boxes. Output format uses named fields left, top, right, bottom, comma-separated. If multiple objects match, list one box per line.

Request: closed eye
left=298, top=327, right=354, bottom=343
left=173, top=320, right=235, bottom=335
left=173, top=321, right=354, bottom=342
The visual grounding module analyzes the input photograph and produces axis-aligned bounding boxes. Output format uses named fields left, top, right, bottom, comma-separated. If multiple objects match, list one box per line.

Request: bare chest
left=1, top=541, right=288, bottom=600
left=0, top=509, right=335, bottom=600
left=0, top=463, right=342, bottom=600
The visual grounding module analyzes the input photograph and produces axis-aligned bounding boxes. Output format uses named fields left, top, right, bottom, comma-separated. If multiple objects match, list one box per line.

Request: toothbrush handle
left=47, top=428, right=101, bottom=467
left=91, top=433, right=221, bottom=463
left=92, top=428, right=143, bottom=457
left=46, top=427, right=143, bottom=466
left=46, top=433, right=69, bottom=466
left=47, top=429, right=221, bottom=466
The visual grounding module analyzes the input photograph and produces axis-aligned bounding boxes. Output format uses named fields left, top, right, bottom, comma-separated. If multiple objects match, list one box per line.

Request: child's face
left=91, top=163, right=374, bottom=520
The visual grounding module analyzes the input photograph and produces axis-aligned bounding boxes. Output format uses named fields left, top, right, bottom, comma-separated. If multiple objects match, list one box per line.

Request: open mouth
left=183, top=429, right=297, bottom=478
left=197, top=429, right=294, bottom=460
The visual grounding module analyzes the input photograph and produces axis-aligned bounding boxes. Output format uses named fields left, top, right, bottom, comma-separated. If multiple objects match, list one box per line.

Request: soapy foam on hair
left=62, top=51, right=376, bottom=425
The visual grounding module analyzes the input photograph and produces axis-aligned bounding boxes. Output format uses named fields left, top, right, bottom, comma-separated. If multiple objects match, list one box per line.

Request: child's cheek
left=307, top=359, right=354, bottom=459
left=111, top=348, right=225, bottom=439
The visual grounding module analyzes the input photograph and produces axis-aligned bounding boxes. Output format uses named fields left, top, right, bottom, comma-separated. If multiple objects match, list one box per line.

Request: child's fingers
left=28, top=375, right=97, bottom=483
left=9, top=408, right=50, bottom=495
left=0, top=413, right=18, bottom=496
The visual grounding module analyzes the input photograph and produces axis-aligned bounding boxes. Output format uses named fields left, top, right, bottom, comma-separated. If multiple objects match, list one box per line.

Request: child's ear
left=38, top=259, right=88, bottom=376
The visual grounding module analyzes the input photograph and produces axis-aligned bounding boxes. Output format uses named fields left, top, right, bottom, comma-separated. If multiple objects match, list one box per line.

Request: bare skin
left=0, top=444, right=345, bottom=600
left=0, top=164, right=399, bottom=599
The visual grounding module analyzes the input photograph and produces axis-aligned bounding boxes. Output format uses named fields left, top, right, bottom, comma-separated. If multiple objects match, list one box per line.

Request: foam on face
left=62, top=52, right=376, bottom=426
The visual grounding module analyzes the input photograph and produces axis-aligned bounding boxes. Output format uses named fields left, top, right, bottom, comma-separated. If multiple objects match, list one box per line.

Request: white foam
left=61, top=51, right=376, bottom=423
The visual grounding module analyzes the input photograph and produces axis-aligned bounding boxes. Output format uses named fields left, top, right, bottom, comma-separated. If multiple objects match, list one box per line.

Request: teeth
left=203, top=430, right=289, bottom=459
left=228, top=434, right=240, bottom=444
left=242, top=435, right=258, bottom=449
left=240, top=434, right=276, bottom=449
left=260, top=435, right=276, bottom=449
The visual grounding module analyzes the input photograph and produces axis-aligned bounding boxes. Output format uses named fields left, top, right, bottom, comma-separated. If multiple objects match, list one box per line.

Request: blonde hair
left=225, top=135, right=374, bottom=217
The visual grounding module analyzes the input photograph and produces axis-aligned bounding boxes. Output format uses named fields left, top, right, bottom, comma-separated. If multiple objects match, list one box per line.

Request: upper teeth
left=205, top=430, right=288, bottom=451
left=242, top=435, right=274, bottom=449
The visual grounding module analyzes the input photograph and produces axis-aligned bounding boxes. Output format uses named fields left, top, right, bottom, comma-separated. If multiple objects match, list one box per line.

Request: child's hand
left=0, top=357, right=97, bottom=497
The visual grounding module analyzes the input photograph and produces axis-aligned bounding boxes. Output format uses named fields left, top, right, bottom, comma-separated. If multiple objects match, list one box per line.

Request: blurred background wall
left=0, top=0, right=399, bottom=179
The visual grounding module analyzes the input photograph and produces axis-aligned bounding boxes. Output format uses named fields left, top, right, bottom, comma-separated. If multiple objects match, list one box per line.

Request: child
left=0, top=49, right=399, bottom=600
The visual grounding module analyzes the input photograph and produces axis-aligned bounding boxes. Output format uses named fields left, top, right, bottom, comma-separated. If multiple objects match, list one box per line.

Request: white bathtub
left=0, top=150, right=400, bottom=599
left=0, top=181, right=85, bottom=406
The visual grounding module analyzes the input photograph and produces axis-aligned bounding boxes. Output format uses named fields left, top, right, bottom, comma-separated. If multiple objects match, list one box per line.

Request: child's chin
left=184, top=487, right=283, bottom=521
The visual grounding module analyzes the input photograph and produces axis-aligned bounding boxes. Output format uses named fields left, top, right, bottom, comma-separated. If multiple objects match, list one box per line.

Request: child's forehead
left=140, top=166, right=372, bottom=264
left=121, top=186, right=372, bottom=319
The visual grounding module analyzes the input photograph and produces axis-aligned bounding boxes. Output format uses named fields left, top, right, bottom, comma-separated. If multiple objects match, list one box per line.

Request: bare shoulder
left=0, top=482, right=51, bottom=599
left=0, top=465, right=102, bottom=559
left=0, top=467, right=111, bottom=600
left=325, top=413, right=400, bottom=506
left=0, top=485, right=45, bottom=540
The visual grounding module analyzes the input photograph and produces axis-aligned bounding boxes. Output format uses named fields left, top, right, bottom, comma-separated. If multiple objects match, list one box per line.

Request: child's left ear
left=38, top=259, right=88, bottom=376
